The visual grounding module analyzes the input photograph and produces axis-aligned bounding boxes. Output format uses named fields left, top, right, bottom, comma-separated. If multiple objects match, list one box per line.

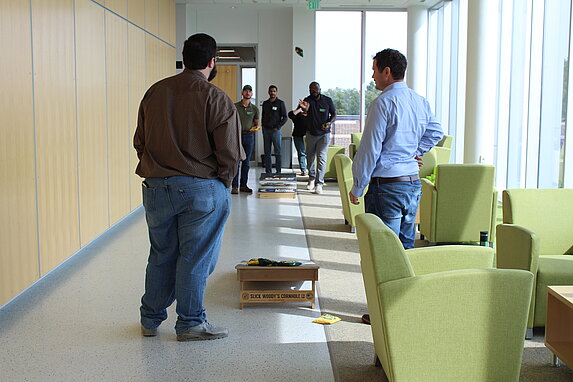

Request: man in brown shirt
left=134, top=33, right=244, bottom=342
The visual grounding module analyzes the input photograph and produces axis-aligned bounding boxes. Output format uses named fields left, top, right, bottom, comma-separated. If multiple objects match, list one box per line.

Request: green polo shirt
left=234, top=101, right=259, bottom=132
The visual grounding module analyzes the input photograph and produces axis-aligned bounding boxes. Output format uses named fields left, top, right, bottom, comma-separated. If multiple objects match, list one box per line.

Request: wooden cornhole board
left=235, top=262, right=319, bottom=309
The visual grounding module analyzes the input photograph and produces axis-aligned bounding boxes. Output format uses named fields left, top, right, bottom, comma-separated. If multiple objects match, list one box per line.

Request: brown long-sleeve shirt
left=134, top=69, right=245, bottom=187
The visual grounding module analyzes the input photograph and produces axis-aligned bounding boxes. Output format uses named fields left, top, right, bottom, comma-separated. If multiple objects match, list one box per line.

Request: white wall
left=196, top=6, right=258, bottom=44
left=175, top=3, right=188, bottom=72
left=292, top=7, right=316, bottom=107
left=180, top=4, right=307, bottom=164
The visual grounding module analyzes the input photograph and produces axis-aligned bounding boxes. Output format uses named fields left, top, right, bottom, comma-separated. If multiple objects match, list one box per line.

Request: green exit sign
left=307, top=0, right=320, bottom=10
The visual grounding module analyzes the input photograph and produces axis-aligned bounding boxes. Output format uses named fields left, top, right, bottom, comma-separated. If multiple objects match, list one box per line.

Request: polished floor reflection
left=0, top=169, right=334, bottom=382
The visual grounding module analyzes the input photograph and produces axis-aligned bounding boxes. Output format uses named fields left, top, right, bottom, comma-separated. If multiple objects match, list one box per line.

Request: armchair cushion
left=407, top=246, right=494, bottom=276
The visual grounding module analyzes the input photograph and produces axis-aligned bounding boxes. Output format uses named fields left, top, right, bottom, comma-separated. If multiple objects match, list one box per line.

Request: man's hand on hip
left=349, top=191, right=360, bottom=205
left=415, top=155, right=423, bottom=168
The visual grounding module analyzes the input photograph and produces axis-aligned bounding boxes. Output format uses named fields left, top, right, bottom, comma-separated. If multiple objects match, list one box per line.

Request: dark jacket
left=304, top=94, right=336, bottom=136
left=288, top=109, right=307, bottom=137
left=262, top=98, right=287, bottom=130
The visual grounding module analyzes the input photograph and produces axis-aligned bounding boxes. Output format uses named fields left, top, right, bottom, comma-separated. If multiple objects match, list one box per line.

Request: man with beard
left=134, top=33, right=244, bottom=341
left=261, top=85, right=288, bottom=174
left=300, top=82, right=336, bottom=194
left=231, top=85, right=259, bottom=194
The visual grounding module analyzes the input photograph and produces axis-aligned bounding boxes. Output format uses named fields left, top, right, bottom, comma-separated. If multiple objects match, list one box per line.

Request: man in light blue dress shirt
left=350, top=49, right=443, bottom=250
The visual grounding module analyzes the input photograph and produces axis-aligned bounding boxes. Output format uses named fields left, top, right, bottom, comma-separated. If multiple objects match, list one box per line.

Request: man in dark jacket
left=261, top=85, right=287, bottom=174
left=301, top=82, right=336, bottom=194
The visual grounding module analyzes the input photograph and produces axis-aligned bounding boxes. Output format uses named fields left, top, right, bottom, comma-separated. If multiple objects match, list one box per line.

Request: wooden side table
left=545, top=286, right=573, bottom=367
left=235, top=262, right=319, bottom=309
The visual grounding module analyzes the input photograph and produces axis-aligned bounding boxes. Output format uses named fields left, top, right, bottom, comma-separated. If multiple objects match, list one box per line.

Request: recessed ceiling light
left=219, top=56, right=240, bottom=59
left=218, top=49, right=236, bottom=53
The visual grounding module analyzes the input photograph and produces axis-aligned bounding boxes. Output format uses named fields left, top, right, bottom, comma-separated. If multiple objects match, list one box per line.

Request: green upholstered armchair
left=419, top=164, right=497, bottom=243
left=356, top=213, right=533, bottom=382
left=324, top=145, right=345, bottom=179
left=348, top=132, right=362, bottom=160
left=418, top=147, right=438, bottom=179
left=419, top=136, right=453, bottom=178
left=437, top=134, right=453, bottom=148
left=334, top=154, right=365, bottom=233
left=496, top=189, right=573, bottom=339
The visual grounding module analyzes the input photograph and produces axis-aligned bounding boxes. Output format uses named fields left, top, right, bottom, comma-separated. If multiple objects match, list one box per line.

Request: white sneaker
left=314, top=185, right=323, bottom=194
left=307, top=179, right=315, bottom=190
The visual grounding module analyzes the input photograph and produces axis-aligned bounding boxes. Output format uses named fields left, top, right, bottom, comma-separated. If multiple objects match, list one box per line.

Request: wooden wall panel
left=75, top=0, right=109, bottom=246
left=128, top=24, right=146, bottom=210
left=127, top=0, right=144, bottom=28
left=106, top=12, right=131, bottom=225
left=145, top=0, right=158, bottom=36
left=105, top=0, right=127, bottom=18
left=0, top=0, right=39, bottom=306
left=146, top=34, right=159, bottom=87
left=32, top=0, right=80, bottom=275
left=158, top=0, right=169, bottom=42
left=159, top=43, right=175, bottom=80
left=169, top=0, right=176, bottom=46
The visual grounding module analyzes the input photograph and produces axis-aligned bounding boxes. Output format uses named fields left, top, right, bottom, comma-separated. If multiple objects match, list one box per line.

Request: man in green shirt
left=231, top=85, right=260, bottom=194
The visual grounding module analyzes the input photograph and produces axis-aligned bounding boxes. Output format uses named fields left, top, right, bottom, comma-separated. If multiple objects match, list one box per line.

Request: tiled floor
left=0, top=169, right=334, bottom=382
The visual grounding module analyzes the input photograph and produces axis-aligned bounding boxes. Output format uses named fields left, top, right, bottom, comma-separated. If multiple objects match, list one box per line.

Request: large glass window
left=430, top=0, right=572, bottom=189
left=496, top=0, right=570, bottom=189
left=363, top=11, right=407, bottom=115
left=537, top=0, right=571, bottom=188
left=428, top=0, right=466, bottom=163
left=316, top=10, right=407, bottom=153
left=315, top=11, right=361, bottom=151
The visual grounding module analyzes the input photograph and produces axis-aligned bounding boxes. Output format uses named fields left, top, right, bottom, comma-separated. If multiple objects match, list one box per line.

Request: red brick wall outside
left=330, top=118, right=361, bottom=154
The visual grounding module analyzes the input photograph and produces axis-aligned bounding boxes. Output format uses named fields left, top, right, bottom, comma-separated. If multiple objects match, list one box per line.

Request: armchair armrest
left=406, top=246, right=494, bottom=276
left=489, top=188, right=498, bottom=242
left=419, top=179, right=436, bottom=241
left=375, top=269, right=533, bottom=381
left=348, top=143, right=357, bottom=159
left=496, top=224, right=540, bottom=273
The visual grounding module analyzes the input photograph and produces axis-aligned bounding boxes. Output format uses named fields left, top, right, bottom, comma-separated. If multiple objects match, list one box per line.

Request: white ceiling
left=175, top=0, right=440, bottom=9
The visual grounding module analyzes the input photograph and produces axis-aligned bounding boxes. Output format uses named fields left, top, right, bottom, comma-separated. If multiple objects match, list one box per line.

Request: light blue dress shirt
left=351, top=81, right=443, bottom=197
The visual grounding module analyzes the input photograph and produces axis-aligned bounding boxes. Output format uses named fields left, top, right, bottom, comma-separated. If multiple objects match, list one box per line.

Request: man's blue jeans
left=365, top=179, right=421, bottom=249
left=232, top=133, right=255, bottom=188
left=263, top=128, right=281, bottom=173
left=293, top=136, right=307, bottom=172
left=140, top=176, right=230, bottom=334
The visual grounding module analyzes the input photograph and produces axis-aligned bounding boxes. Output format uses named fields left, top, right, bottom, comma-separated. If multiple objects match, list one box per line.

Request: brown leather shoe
left=239, top=185, right=253, bottom=194
left=231, top=188, right=239, bottom=194
left=361, top=314, right=371, bottom=325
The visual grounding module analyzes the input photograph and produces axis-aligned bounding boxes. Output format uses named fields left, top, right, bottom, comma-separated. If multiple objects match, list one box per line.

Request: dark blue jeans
left=365, top=179, right=421, bottom=249
left=140, top=176, right=230, bottom=334
left=263, top=128, right=281, bottom=173
left=232, top=133, right=255, bottom=188
left=293, top=135, right=307, bottom=172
